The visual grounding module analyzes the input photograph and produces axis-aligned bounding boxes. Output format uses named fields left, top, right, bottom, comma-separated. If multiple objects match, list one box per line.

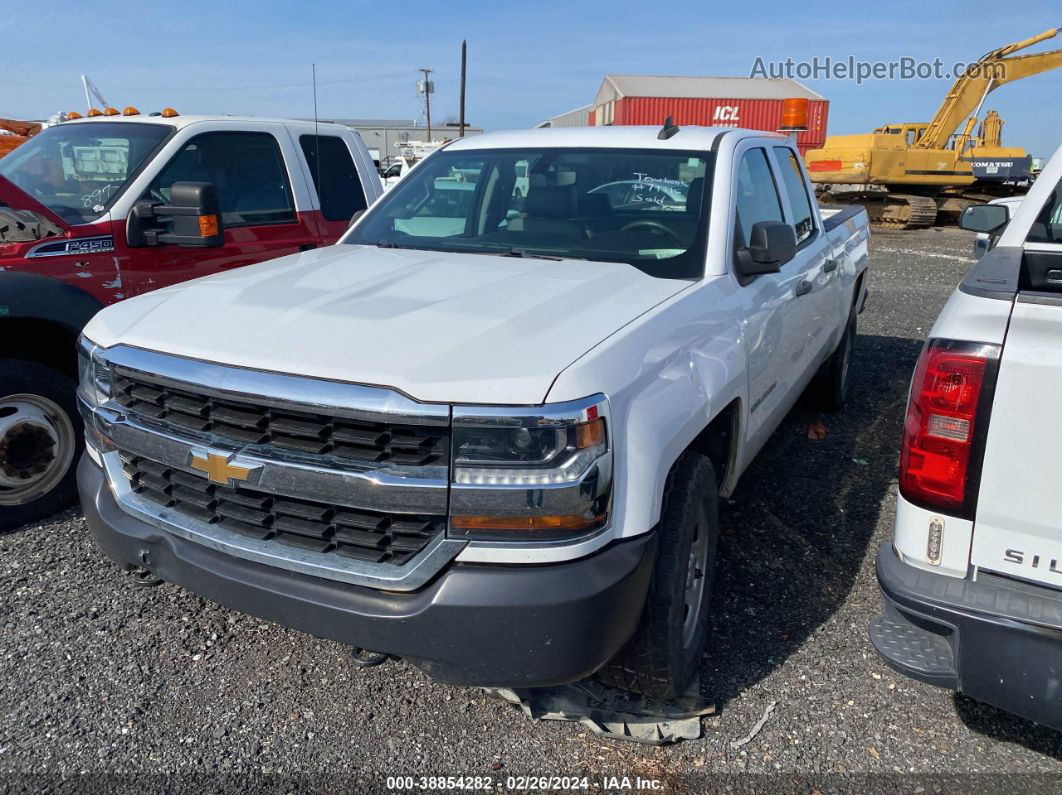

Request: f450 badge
left=26, top=236, right=115, bottom=258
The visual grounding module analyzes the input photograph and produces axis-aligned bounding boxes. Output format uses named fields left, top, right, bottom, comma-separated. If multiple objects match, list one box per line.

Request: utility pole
left=418, top=67, right=434, bottom=140
left=459, top=41, right=467, bottom=137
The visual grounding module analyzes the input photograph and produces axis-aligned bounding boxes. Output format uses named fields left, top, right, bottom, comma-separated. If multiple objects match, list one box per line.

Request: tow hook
left=131, top=550, right=164, bottom=587
left=132, top=568, right=164, bottom=587
left=351, top=648, right=389, bottom=668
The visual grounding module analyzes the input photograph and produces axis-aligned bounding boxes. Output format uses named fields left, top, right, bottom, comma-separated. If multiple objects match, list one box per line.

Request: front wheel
left=598, top=452, right=718, bottom=700
left=0, top=361, right=82, bottom=531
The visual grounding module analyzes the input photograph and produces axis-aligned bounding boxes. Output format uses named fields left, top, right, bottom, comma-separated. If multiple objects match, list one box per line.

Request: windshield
left=346, top=147, right=714, bottom=279
left=0, top=122, right=170, bottom=224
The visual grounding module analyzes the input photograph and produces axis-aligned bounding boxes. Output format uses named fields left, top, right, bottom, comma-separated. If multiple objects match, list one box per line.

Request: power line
left=5, top=71, right=413, bottom=92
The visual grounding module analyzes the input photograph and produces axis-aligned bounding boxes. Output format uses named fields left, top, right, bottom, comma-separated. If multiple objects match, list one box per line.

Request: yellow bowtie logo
left=189, top=450, right=259, bottom=487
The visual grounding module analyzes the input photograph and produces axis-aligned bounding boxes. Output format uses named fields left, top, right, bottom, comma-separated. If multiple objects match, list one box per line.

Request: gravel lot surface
left=3, top=227, right=1061, bottom=793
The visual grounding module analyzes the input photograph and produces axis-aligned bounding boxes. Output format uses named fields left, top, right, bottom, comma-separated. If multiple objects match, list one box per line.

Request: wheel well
left=0, top=318, right=80, bottom=378
left=685, top=399, right=739, bottom=487
left=853, top=270, right=866, bottom=311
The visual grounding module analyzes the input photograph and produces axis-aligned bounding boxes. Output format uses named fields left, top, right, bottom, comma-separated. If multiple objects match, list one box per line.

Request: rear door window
left=299, top=135, right=367, bottom=222
left=148, top=132, right=296, bottom=226
left=773, top=147, right=815, bottom=244
left=735, top=148, right=783, bottom=245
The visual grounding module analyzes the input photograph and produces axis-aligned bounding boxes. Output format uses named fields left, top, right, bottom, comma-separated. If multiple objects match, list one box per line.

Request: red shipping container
left=591, top=94, right=828, bottom=154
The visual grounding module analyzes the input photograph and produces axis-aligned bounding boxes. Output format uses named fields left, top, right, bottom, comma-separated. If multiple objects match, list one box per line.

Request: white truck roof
left=445, top=125, right=790, bottom=153
left=61, top=114, right=353, bottom=135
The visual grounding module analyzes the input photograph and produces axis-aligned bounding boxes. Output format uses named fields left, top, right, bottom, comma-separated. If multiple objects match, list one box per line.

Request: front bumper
left=871, top=543, right=1062, bottom=730
left=79, top=454, right=655, bottom=687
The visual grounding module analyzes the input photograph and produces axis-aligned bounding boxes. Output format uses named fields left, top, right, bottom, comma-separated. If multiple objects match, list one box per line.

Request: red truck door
left=119, top=130, right=320, bottom=296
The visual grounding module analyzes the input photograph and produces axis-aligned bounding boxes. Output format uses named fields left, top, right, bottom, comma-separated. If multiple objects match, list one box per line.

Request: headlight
left=449, top=395, right=612, bottom=541
left=77, top=336, right=112, bottom=407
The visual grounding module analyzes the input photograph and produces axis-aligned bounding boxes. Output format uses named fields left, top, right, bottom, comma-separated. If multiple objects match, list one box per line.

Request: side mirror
left=126, top=181, right=224, bottom=248
left=736, top=221, right=797, bottom=278
left=960, top=204, right=1009, bottom=235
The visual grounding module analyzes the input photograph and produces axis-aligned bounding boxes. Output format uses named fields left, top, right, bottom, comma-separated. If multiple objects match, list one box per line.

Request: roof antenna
left=312, top=63, right=323, bottom=246
left=658, top=115, right=680, bottom=140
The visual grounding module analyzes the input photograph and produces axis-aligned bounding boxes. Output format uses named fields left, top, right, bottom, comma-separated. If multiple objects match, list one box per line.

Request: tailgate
left=972, top=294, right=1062, bottom=585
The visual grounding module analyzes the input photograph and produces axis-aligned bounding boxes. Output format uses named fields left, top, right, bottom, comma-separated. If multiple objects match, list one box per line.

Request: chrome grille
left=113, top=372, right=449, bottom=467
left=121, top=453, right=446, bottom=565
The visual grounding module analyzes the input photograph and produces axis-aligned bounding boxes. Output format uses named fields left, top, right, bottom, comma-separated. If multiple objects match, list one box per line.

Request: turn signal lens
left=450, top=514, right=606, bottom=532
left=198, top=214, right=219, bottom=237
left=899, top=339, right=999, bottom=516
left=576, top=417, right=605, bottom=449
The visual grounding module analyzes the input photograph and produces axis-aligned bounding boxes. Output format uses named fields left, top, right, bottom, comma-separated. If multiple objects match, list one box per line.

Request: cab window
left=1027, top=179, right=1062, bottom=244
left=148, top=132, right=296, bottom=226
left=299, top=135, right=367, bottom=222
left=735, top=148, right=783, bottom=246
left=773, top=147, right=815, bottom=244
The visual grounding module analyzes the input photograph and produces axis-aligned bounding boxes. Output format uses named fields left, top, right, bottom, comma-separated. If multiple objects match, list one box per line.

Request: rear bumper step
left=872, top=543, right=1062, bottom=730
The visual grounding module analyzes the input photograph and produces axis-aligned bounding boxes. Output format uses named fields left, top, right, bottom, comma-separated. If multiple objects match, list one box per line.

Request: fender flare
left=0, top=272, right=105, bottom=334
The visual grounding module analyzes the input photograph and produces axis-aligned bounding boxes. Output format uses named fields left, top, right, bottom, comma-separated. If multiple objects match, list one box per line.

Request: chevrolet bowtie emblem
left=189, top=449, right=260, bottom=486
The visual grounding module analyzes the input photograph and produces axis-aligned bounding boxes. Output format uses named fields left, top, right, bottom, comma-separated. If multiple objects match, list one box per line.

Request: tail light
left=899, top=339, right=1000, bottom=517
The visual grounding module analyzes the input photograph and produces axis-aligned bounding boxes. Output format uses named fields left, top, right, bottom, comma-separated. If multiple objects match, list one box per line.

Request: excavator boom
left=917, top=28, right=1062, bottom=150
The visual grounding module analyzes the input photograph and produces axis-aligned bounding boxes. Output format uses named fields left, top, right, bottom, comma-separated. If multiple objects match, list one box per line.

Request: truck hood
left=84, top=245, right=689, bottom=404
left=0, top=175, right=69, bottom=233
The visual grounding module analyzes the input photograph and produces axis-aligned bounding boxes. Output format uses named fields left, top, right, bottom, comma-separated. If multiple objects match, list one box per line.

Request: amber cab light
left=103, top=107, right=120, bottom=116
left=160, top=107, right=179, bottom=118
left=899, top=339, right=999, bottom=516
left=779, top=97, right=809, bottom=131
left=122, top=106, right=140, bottom=116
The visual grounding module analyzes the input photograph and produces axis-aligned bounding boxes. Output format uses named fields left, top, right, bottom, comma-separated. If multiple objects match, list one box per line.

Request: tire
left=598, top=452, right=719, bottom=700
left=813, top=308, right=856, bottom=412
left=0, top=360, right=83, bottom=531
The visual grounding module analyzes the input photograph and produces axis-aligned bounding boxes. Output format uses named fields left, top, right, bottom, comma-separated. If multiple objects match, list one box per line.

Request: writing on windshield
left=346, top=147, right=713, bottom=280
left=0, top=122, right=170, bottom=224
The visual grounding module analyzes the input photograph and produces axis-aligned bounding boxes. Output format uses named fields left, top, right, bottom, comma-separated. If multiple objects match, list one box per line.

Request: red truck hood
left=0, top=175, right=70, bottom=231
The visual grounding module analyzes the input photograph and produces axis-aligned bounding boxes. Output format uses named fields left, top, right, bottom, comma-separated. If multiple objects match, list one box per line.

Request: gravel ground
left=3, top=226, right=1061, bottom=793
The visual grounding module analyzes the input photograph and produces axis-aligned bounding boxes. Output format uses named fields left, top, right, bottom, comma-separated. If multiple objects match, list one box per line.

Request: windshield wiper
left=496, top=247, right=565, bottom=261
left=375, top=241, right=416, bottom=249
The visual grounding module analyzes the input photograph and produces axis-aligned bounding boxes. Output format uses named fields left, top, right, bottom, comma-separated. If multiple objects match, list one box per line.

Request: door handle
left=823, top=258, right=838, bottom=273
left=795, top=280, right=813, bottom=297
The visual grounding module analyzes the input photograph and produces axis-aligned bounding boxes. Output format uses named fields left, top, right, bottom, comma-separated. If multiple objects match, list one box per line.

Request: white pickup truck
left=872, top=143, right=1062, bottom=730
left=77, top=125, right=869, bottom=697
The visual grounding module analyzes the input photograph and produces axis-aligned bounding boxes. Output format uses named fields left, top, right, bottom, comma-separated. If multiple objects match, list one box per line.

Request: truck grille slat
left=122, top=453, right=444, bottom=566
left=113, top=373, right=449, bottom=467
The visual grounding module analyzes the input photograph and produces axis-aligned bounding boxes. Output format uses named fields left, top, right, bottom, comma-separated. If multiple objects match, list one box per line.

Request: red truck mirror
left=127, top=181, right=225, bottom=248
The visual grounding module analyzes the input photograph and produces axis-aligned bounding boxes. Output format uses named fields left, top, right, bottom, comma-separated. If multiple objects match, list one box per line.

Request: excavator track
left=870, top=194, right=939, bottom=229
left=817, top=191, right=939, bottom=230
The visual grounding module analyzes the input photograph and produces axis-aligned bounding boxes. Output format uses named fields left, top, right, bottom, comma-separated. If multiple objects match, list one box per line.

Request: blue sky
left=7, top=1, right=1061, bottom=157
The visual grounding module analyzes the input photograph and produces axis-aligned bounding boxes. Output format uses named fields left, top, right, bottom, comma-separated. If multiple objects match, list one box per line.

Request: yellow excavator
left=804, top=28, right=1062, bottom=228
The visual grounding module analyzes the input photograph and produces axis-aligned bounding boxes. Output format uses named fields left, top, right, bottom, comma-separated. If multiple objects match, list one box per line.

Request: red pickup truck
left=0, top=111, right=383, bottom=529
